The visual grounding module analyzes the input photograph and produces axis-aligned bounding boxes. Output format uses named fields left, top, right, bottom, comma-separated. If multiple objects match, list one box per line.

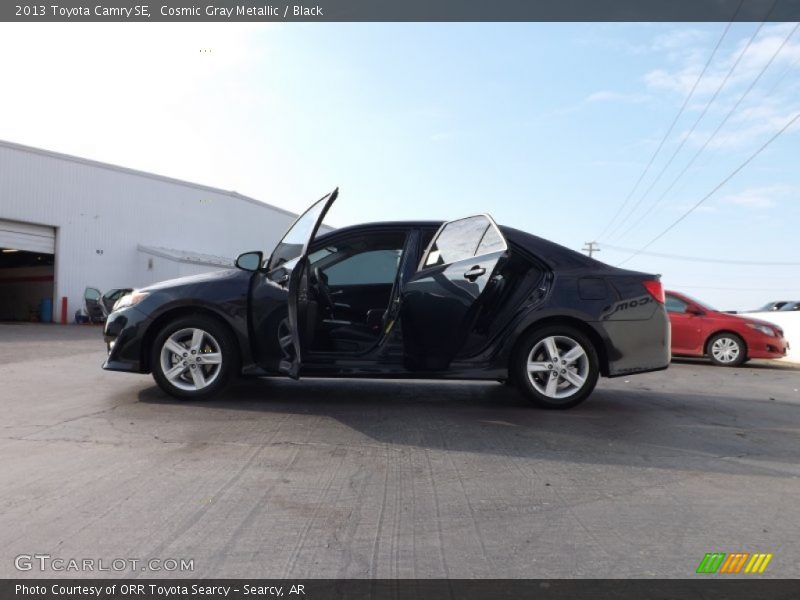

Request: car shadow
left=135, top=376, right=800, bottom=479
left=671, top=357, right=799, bottom=371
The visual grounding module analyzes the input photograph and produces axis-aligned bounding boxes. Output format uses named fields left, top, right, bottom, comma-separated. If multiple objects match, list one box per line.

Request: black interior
left=83, top=295, right=105, bottom=323
left=309, top=232, right=406, bottom=354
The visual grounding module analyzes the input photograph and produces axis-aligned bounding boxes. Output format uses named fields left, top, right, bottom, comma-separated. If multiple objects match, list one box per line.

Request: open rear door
left=400, top=214, right=508, bottom=371
left=268, top=188, right=338, bottom=378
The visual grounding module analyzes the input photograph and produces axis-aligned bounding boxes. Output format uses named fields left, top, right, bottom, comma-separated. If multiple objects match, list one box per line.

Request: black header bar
left=4, top=0, right=800, bottom=22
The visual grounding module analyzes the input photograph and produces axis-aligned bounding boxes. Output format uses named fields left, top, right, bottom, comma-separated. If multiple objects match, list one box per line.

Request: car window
left=475, top=223, right=506, bottom=256
left=678, top=293, right=716, bottom=311
left=323, top=249, right=401, bottom=285
left=423, top=215, right=505, bottom=268
left=310, top=232, right=406, bottom=286
left=104, top=289, right=126, bottom=303
left=268, top=194, right=332, bottom=271
left=308, top=247, right=336, bottom=263
left=665, top=295, right=688, bottom=313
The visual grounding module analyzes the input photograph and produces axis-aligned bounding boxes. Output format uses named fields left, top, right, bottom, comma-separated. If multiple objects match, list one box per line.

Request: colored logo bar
left=696, top=552, right=773, bottom=574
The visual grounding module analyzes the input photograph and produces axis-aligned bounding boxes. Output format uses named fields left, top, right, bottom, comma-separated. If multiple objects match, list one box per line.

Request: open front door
left=268, top=188, right=338, bottom=378
left=83, top=287, right=105, bottom=323
left=267, top=188, right=339, bottom=379
left=400, top=214, right=508, bottom=371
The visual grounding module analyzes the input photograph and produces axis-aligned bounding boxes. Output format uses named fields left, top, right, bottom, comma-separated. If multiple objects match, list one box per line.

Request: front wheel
left=151, top=315, right=237, bottom=399
left=512, top=325, right=600, bottom=409
left=707, top=333, right=746, bottom=367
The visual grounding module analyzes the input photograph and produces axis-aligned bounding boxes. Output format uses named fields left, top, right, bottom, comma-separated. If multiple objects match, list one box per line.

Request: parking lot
left=1, top=322, right=800, bottom=578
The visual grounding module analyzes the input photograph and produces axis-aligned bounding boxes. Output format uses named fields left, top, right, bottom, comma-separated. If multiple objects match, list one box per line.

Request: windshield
left=267, top=194, right=333, bottom=271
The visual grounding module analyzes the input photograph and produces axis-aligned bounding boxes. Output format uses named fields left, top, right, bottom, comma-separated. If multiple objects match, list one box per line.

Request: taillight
left=642, top=279, right=665, bottom=304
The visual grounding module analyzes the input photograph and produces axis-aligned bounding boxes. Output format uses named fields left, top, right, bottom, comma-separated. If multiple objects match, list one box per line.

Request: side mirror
left=235, top=251, right=263, bottom=272
left=687, top=306, right=705, bottom=316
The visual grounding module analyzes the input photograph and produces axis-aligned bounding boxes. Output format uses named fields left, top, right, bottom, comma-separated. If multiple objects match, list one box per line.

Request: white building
left=0, top=140, right=300, bottom=323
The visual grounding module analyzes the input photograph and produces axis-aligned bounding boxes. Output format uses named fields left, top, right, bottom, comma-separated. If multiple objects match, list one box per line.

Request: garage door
left=0, top=219, right=55, bottom=254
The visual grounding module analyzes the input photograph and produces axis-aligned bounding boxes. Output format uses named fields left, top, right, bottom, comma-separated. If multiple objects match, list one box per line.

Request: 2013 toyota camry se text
left=102, top=189, right=670, bottom=409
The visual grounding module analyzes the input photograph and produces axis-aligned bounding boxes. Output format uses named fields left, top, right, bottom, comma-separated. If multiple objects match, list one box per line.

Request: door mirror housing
left=235, top=251, right=263, bottom=272
left=687, top=306, right=705, bottom=316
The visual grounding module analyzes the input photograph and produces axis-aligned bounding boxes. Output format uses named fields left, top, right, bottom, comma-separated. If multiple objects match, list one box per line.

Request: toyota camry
left=103, top=189, right=670, bottom=409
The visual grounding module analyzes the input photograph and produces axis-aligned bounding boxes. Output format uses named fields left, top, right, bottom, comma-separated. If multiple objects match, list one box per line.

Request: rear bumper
left=594, top=307, right=672, bottom=377
left=102, top=306, right=151, bottom=373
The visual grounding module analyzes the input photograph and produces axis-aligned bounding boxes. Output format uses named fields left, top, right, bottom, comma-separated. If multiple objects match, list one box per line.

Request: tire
left=707, top=332, right=746, bottom=367
left=150, top=315, right=238, bottom=399
left=512, top=325, right=600, bottom=409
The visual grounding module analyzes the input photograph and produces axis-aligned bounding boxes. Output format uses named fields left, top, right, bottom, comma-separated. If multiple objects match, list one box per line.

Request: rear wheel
left=151, top=315, right=237, bottom=399
left=707, top=333, right=746, bottom=367
left=512, top=325, right=599, bottom=409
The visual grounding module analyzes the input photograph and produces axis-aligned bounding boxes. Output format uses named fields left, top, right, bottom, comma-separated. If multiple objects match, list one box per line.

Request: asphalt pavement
left=1, top=323, right=799, bottom=578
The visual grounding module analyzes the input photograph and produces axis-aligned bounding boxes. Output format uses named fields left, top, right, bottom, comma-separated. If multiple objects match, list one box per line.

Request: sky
left=0, top=22, right=798, bottom=310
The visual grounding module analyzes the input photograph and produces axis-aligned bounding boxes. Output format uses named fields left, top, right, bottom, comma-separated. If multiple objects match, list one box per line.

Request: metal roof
left=137, top=244, right=234, bottom=268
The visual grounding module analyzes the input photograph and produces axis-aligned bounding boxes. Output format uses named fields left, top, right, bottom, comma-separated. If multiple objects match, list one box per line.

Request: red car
left=665, top=290, right=789, bottom=366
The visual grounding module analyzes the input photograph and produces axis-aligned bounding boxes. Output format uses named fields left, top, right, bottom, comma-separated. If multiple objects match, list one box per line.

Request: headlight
left=113, top=291, right=150, bottom=311
left=747, top=323, right=775, bottom=337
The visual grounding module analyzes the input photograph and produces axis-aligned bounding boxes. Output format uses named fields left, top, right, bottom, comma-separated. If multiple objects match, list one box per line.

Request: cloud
left=585, top=90, right=650, bottom=104
left=641, top=23, right=800, bottom=152
left=650, top=28, right=709, bottom=52
left=643, top=23, right=800, bottom=97
left=551, top=89, right=651, bottom=116
left=718, top=184, right=795, bottom=209
left=682, top=99, right=800, bottom=149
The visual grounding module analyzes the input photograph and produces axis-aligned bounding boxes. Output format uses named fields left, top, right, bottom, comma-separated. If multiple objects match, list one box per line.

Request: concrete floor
left=1, top=323, right=800, bottom=578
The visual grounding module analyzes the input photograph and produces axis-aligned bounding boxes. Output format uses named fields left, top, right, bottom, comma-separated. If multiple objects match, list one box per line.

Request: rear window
left=423, top=215, right=506, bottom=268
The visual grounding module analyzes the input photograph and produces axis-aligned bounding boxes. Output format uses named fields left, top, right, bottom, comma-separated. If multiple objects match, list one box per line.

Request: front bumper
left=102, top=306, right=152, bottom=373
left=747, top=334, right=789, bottom=359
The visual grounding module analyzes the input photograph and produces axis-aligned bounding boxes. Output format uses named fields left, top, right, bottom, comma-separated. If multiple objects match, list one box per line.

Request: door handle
left=463, top=266, right=486, bottom=281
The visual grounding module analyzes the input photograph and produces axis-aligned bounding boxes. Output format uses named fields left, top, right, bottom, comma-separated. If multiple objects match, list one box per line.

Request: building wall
left=135, top=253, right=229, bottom=285
left=0, top=141, right=299, bottom=322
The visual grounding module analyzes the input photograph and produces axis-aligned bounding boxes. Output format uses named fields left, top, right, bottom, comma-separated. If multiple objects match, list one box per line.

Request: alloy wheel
left=159, top=327, right=223, bottom=391
left=526, top=335, right=590, bottom=399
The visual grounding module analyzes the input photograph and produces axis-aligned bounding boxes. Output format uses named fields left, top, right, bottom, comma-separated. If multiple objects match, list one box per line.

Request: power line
left=766, top=47, right=800, bottom=96
left=613, top=21, right=800, bottom=245
left=601, top=244, right=800, bottom=266
left=595, top=18, right=738, bottom=241
left=611, top=16, right=769, bottom=242
left=616, top=109, right=800, bottom=266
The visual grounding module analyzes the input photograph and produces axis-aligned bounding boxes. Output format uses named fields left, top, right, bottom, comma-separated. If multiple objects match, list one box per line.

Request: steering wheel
left=312, top=266, right=336, bottom=317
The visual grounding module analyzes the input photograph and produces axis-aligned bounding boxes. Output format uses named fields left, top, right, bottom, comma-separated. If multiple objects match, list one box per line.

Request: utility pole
left=582, top=241, right=600, bottom=258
